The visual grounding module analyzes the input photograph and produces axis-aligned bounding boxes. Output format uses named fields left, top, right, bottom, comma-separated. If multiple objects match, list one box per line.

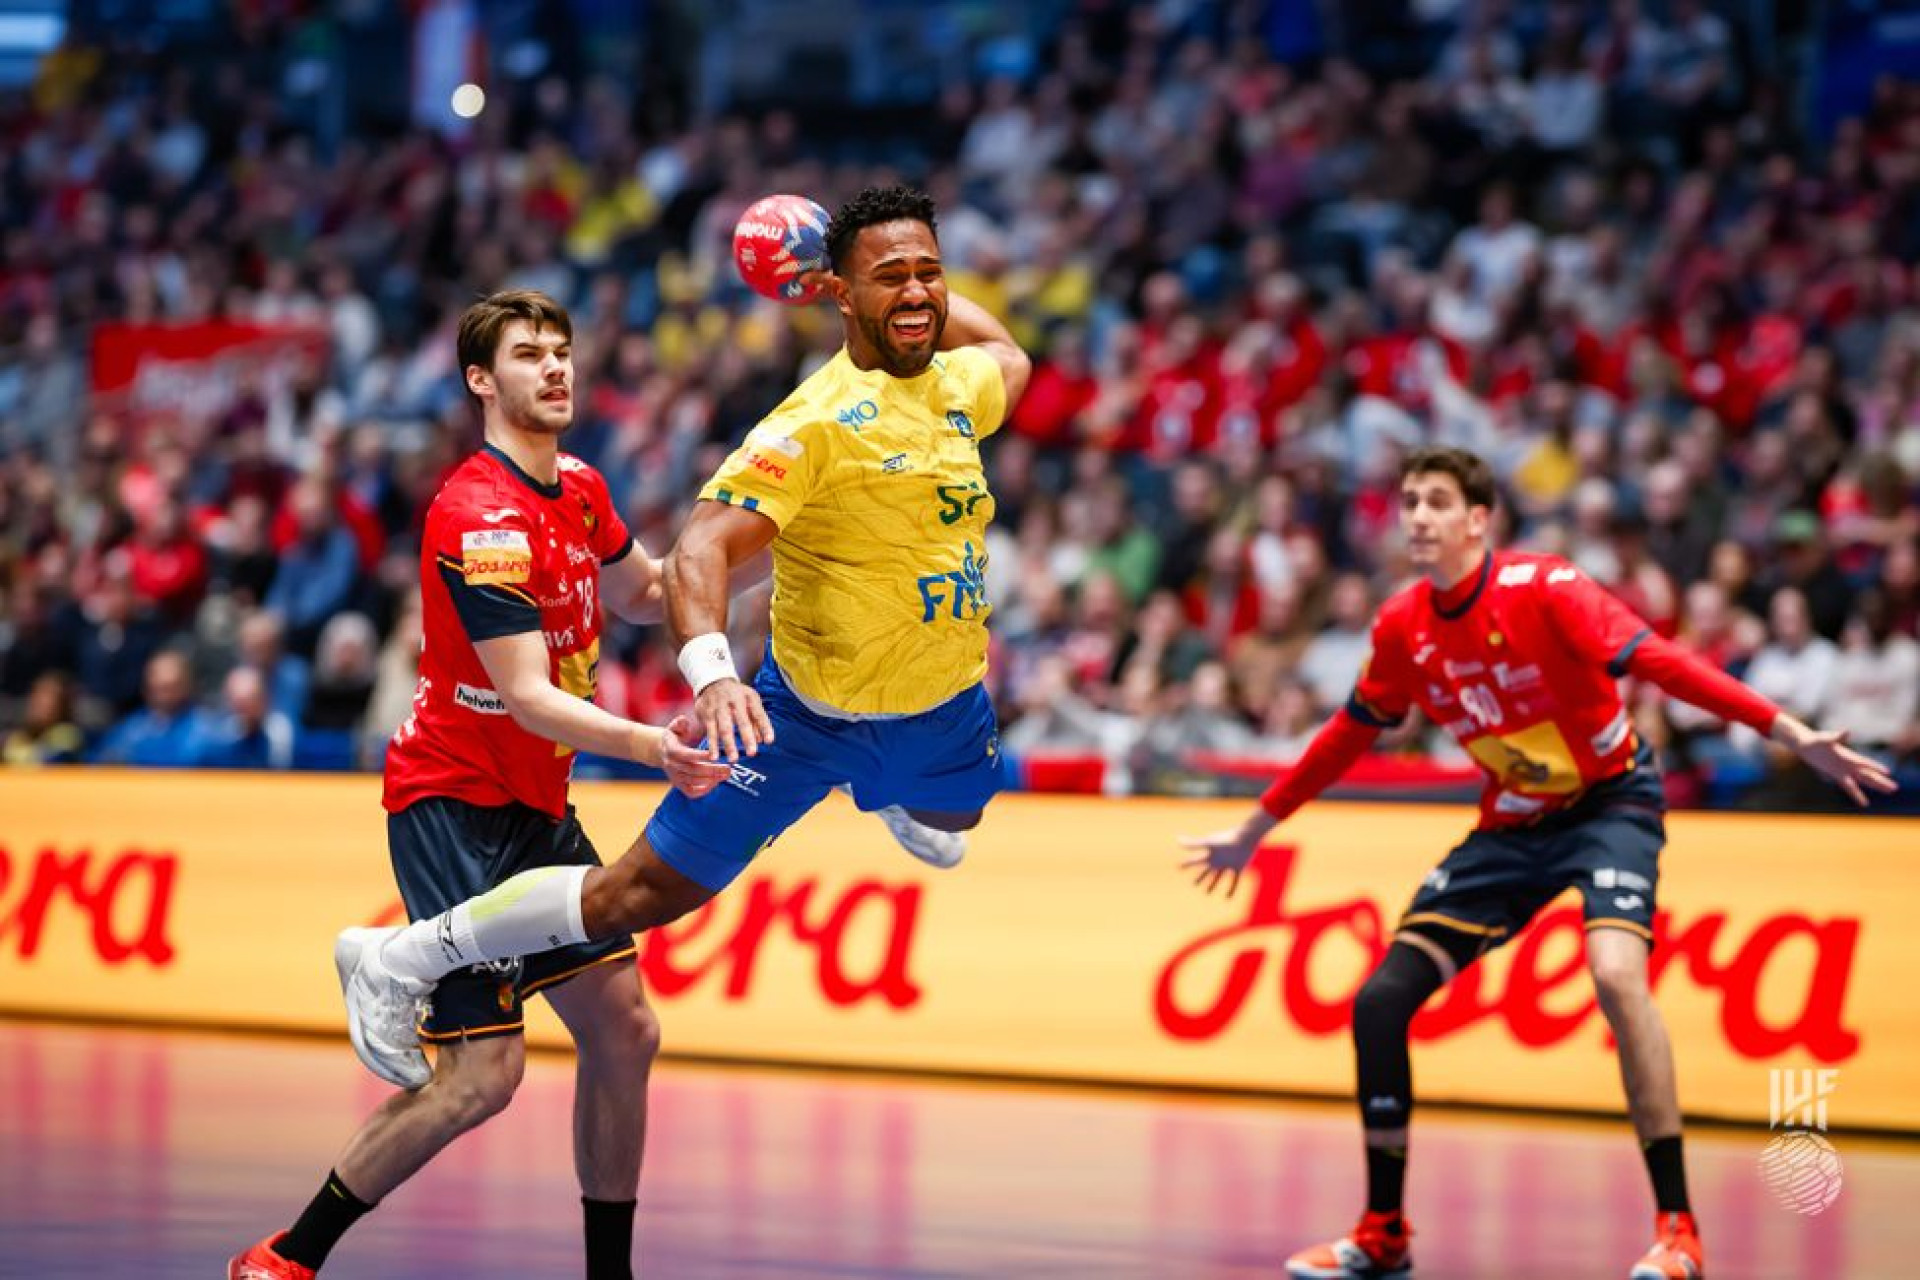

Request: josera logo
left=0, top=844, right=178, bottom=965
left=1154, top=844, right=1862, bottom=1062
left=916, top=541, right=989, bottom=622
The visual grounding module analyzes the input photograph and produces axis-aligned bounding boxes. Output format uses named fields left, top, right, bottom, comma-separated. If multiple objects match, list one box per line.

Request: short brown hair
left=1400, top=446, right=1496, bottom=510
left=456, top=289, right=573, bottom=405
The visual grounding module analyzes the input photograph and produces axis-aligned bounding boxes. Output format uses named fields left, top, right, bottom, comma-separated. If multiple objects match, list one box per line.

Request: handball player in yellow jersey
left=336, top=186, right=1032, bottom=1086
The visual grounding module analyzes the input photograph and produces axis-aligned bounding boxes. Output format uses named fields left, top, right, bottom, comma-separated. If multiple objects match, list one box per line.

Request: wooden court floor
left=1, top=1019, right=1913, bottom=1279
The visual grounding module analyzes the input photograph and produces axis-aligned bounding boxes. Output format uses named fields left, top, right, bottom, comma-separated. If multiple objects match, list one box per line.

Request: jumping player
left=1181, top=446, right=1895, bottom=1280
left=329, top=187, right=1031, bottom=1088
left=229, top=290, right=730, bottom=1280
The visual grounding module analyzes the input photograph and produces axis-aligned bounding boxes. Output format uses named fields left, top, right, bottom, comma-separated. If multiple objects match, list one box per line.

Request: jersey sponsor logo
left=836, top=399, right=879, bottom=430
left=1590, top=708, right=1631, bottom=755
left=1497, top=562, right=1538, bottom=585
left=946, top=409, right=976, bottom=438
left=481, top=507, right=522, bottom=524
left=1493, top=661, right=1543, bottom=691
left=882, top=452, right=910, bottom=474
left=746, top=451, right=788, bottom=481
left=1443, top=659, right=1484, bottom=678
left=453, top=682, right=509, bottom=715
left=935, top=480, right=989, bottom=525
left=461, top=528, right=532, bottom=584
left=750, top=430, right=805, bottom=458
left=916, top=541, right=990, bottom=622
left=545, top=626, right=579, bottom=650
left=726, top=763, right=768, bottom=796
left=565, top=543, right=596, bottom=567
left=1548, top=566, right=1579, bottom=584
left=1493, top=791, right=1547, bottom=814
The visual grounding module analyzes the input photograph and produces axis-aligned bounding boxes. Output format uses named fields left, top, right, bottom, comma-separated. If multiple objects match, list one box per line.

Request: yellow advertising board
left=1, top=771, right=1914, bottom=1130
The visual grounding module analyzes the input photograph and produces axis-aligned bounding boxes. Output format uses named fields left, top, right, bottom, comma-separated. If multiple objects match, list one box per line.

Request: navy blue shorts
left=388, top=797, right=634, bottom=1042
left=646, top=650, right=1004, bottom=891
left=1399, top=762, right=1667, bottom=955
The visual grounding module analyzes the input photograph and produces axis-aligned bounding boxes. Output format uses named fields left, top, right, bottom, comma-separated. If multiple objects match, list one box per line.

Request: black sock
left=1643, top=1135, right=1691, bottom=1213
left=279, top=1169, right=375, bottom=1270
left=583, top=1196, right=637, bottom=1280
left=1365, top=1141, right=1409, bottom=1217
left=1353, top=944, right=1447, bottom=1215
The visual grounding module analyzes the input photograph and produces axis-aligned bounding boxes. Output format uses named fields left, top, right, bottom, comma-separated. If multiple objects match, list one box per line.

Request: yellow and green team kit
left=700, top=344, right=1007, bottom=716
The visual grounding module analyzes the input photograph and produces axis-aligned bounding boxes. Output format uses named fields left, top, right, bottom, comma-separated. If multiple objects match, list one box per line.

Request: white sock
left=382, top=864, right=591, bottom=984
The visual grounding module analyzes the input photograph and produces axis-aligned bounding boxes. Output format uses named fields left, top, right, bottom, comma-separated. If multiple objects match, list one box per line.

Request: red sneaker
left=1285, top=1210, right=1414, bottom=1278
left=228, top=1233, right=315, bottom=1280
left=1629, top=1211, right=1705, bottom=1278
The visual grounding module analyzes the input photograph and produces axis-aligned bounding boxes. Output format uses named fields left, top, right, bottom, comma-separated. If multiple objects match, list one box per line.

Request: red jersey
left=1352, top=550, right=1651, bottom=829
left=383, top=445, right=633, bottom=819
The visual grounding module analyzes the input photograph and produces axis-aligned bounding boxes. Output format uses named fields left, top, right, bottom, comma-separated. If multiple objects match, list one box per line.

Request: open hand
left=661, top=714, right=732, bottom=798
left=1791, top=726, right=1899, bottom=806
left=1177, top=826, right=1265, bottom=897
left=694, top=678, right=775, bottom=763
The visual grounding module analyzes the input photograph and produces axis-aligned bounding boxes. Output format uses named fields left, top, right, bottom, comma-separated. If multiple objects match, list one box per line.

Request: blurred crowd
left=1, top=1, right=1917, bottom=810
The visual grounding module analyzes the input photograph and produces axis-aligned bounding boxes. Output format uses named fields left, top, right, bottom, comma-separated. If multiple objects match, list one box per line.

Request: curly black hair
left=825, top=184, right=939, bottom=273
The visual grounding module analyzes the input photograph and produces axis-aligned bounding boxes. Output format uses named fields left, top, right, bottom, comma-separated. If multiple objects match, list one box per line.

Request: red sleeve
left=1259, top=710, right=1382, bottom=821
left=1625, top=632, right=1781, bottom=735
left=1532, top=560, right=1653, bottom=671
left=581, top=466, right=634, bottom=564
left=1347, top=609, right=1415, bottom=729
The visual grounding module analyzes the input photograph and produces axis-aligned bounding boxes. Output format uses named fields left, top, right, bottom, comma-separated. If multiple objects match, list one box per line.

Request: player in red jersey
left=1182, top=446, right=1895, bottom=1280
left=229, top=290, right=730, bottom=1280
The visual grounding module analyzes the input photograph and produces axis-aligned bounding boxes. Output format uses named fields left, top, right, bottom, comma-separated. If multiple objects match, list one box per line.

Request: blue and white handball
left=733, top=194, right=830, bottom=304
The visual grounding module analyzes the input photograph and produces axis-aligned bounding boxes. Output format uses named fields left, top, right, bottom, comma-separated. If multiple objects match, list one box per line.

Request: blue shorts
left=646, top=651, right=1004, bottom=891
left=1399, top=759, right=1667, bottom=954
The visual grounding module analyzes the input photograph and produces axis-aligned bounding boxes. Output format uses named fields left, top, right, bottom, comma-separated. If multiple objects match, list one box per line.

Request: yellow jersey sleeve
left=945, top=345, right=1008, bottom=440
left=698, top=406, right=823, bottom=529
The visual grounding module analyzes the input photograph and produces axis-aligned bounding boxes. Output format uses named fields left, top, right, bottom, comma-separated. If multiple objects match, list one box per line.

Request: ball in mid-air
left=733, top=194, right=830, bottom=304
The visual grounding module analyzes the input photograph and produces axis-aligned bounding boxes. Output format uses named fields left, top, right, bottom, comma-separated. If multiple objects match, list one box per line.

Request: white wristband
left=677, top=632, right=738, bottom=694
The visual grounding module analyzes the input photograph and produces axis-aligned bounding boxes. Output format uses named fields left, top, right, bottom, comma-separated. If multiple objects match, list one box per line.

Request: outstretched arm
left=1627, top=632, right=1897, bottom=805
left=1179, top=709, right=1382, bottom=896
left=474, top=631, right=728, bottom=796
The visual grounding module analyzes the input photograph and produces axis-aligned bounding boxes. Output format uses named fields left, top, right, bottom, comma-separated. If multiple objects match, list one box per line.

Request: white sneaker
left=335, top=926, right=434, bottom=1089
left=874, top=804, right=967, bottom=869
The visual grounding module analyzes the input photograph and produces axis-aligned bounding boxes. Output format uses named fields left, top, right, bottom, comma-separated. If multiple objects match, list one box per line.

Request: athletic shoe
left=1629, top=1211, right=1704, bottom=1278
left=335, top=925, right=433, bottom=1089
left=873, top=804, right=966, bottom=868
left=228, top=1232, right=314, bottom=1280
left=1285, top=1210, right=1414, bottom=1278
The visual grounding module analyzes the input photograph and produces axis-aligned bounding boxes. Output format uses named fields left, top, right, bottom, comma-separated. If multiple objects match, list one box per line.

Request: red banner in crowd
left=91, top=321, right=329, bottom=422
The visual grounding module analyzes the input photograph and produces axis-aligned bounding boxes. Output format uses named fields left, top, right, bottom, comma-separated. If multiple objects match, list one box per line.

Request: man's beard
left=859, top=307, right=944, bottom=376
left=505, top=389, right=573, bottom=435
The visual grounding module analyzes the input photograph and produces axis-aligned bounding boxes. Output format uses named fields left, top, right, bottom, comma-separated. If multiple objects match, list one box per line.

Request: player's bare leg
left=336, top=1034, right=526, bottom=1200
left=546, top=962, right=660, bottom=1280
left=579, top=833, right=719, bottom=936
left=1589, top=927, right=1704, bottom=1278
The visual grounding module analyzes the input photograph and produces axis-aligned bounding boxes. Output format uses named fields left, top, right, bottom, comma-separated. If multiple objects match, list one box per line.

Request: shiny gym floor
left=1, top=1019, right=1913, bottom=1279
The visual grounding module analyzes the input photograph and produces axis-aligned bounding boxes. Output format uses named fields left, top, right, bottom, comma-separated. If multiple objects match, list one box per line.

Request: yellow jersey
left=700, top=345, right=1007, bottom=715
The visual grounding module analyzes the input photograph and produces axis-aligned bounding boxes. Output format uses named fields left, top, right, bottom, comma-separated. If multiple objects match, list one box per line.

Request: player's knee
left=438, top=1049, right=524, bottom=1125
left=585, top=862, right=703, bottom=934
left=1588, top=951, right=1650, bottom=1012
left=1352, top=973, right=1416, bottom=1037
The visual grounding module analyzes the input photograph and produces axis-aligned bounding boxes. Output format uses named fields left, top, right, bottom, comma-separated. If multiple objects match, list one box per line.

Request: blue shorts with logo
left=1399, top=756, right=1667, bottom=955
left=646, top=650, right=1004, bottom=891
left=389, top=797, right=634, bottom=1042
